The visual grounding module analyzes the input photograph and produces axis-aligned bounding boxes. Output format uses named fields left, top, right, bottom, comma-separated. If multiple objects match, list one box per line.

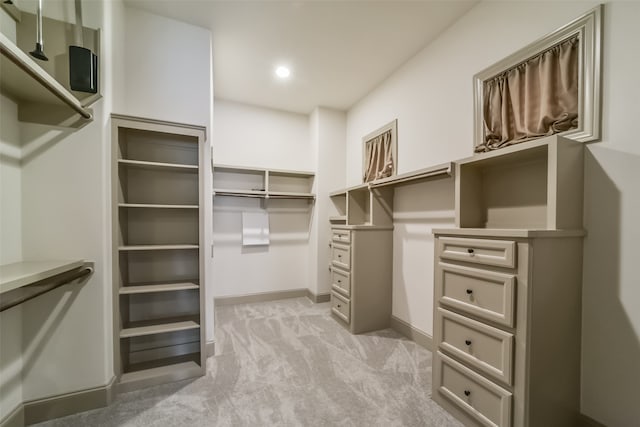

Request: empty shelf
left=0, top=260, right=85, bottom=294
left=120, top=319, right=200, bottom=339
left=118, top=159, right=198, bottom=171
left=119, top=244, right=199, bottom=251
left=368, top=162, right=453, bottom=188
left=119, top=282, right=199, bottom=295
left=268, top=192, right=315, bottom=199
left=118, top=203, right=199, bottom=209
left=213, top=189, right=266, bottom=198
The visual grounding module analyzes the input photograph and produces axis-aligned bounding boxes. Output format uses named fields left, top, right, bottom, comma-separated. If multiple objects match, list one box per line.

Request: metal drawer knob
left=337, top=304, right=341, bottom=308
left=464, top=390, right=471, bottom=397
left=467, top=248, right=475, bottom=254
left=465, top=340, right=472, bottom=346
left=466, top=289, right=473, bottom=295
left=337, top=280, right=342, bottom=283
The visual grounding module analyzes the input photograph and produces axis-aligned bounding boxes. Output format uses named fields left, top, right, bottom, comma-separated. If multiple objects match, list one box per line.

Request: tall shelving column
left=111, top=114, right=206, bottom=392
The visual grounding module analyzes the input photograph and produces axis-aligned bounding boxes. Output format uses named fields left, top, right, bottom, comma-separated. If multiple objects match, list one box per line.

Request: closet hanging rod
left=213, top=192, right=266, bottom=199
left=0, top=263, right=93, bottom=312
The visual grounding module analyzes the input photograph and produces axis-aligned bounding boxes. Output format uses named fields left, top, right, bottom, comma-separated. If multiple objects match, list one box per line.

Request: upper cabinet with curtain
left=473, top=5, right=602, bottom=153
left=0, top=0, right=101, bottom=128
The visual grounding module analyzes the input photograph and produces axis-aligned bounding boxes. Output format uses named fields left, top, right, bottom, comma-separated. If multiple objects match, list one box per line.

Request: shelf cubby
left=455, top=135, right=584, bottom=230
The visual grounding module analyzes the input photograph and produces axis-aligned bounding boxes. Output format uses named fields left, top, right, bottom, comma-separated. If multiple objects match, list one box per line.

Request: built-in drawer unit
left=331, top=243, right=351, bottom=270
left=437, top=262, right=516, bottom=328
left=331, top=228, right=351, bottom=244
left=438, top=237, right=516, bottom=269
left=331, top=267, right=350, bottom=297
left=437, top=308, right=514, bottom=385
left=436, top=352, right=512, bottom=427
left=331, top=291, right=350, bottom=324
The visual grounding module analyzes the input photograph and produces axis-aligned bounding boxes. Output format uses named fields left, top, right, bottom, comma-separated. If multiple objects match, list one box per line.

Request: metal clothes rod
left=0, top=265, right=93, bottom=312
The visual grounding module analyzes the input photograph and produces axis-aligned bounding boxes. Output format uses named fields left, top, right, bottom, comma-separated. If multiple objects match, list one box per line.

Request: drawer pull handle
left=467, top=248, right=475, bottom=254
left=337, top=280, right=342, bottom=283
left=464, top=390, right=471, bottom=397
left=466, top=289, right=473, bottom=295
left=337, top=304, right=341, bottom=308
left=338, top=254, right=342, bottom=258
left=465, top=340, right=472, bottom=346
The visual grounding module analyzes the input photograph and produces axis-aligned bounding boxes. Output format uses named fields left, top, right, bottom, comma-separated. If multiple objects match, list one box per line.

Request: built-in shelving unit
left=432, top=134, right=586, bottom=426
left=212, top=164, right=315, bottom=200
left=111, top=114, right=206, bottom=393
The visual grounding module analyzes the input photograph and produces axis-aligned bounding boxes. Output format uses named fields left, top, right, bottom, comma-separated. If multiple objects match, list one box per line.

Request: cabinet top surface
left=433, top=228, right=586, bottom=238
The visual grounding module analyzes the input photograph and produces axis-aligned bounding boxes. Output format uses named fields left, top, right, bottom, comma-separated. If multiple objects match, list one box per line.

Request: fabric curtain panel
left=477, top=35, right=579, bottom=152
left=363, top=130, right=394, bottom=182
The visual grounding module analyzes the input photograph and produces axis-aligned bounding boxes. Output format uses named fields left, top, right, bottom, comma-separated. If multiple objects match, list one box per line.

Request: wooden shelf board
left=118, top=244, right=199, bottom=251
left=213, top=188, right=266, bottom=197
left=267, top=192, right=315, bottom=199
left=120, top=282, right=199, bottom=295
left=118, top=203, right=199, bottom=209
left=118, top=159, right=198, bottom=171
left=368, top=162, right=454, bottom=188
left=120, top=319, right=200, bottom=338
left=0, top=260, right=85, bottom=294
left=0, top=33, right=92, bottom=122
left=329, top=216, right=347, bottom=223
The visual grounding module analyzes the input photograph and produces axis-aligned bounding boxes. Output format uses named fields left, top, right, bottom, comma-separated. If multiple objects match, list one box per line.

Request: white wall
left=213, top=99, right=312, bottom=170
left=212, top=99, right=313, bottom=297
left=346, top=1, right=640, bottom=425
left=118, top=5, right=215, bottom=345
left=0, top=94, right=23, bottom=422
left=308, top=107, right=347, bottom=297
left=121, top=7, right=211, bottom=128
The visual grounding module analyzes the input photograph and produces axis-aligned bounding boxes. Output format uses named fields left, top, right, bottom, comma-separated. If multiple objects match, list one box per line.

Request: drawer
left=438, top=263, right=516, bottom=327
left=331, top=291, right=350, bottom=324
left=437, top=308, right=514, bottom=385
left=331, top=267, right=350, bottom=297
left=331, top=243, right=351, bottom=270
left=436, top=351, right=512, bottom=427
left=331, top=228, right=351, bottom=244
left=438, top=237, right=516, bottom=269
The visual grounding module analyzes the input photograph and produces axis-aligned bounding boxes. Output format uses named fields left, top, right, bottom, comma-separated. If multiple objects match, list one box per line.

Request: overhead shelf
left=0, top=32, right=93, bottom=127
left=368, top=162, right=454, bottom=188
left=212, top=164, right=315, bottom=201
left=0, top=260, right=93, bottom=312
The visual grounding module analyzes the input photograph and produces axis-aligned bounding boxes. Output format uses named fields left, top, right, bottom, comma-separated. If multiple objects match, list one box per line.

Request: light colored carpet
left=35, top=298, right=462, bottom=426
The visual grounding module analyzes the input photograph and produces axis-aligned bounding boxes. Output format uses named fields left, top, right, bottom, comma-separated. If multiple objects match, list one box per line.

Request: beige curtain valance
left=477, top=34, right=579, bottom=152
left=363, top=129, right=394, bottom=183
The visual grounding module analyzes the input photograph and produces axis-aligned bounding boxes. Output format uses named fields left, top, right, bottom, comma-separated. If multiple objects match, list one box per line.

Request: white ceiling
left=125, top=1, right=478, bottom=114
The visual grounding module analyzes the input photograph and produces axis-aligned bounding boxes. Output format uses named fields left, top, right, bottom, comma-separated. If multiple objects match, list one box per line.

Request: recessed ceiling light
left=275, top=66, right=291, bottom=79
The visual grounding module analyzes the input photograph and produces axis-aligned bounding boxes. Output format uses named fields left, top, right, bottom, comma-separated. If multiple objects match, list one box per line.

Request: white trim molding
left=473, top=5, right=602, bottom=148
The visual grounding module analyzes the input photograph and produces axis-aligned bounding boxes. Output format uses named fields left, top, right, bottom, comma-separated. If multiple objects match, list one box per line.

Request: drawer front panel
left=438, top=263, right=516, bottom=327
left=331, top=229, right=351, bottom=244
left=331, top=268, right=350, bottom=297
left=437, top=352, right=512, bottom=427
left=331, top=243, right=351, bottom=270
left=331, top=291, right=350, bottom=324
left=438, top=308, right=514, bottom=385
left=438, top=237, right=516, bottom=269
